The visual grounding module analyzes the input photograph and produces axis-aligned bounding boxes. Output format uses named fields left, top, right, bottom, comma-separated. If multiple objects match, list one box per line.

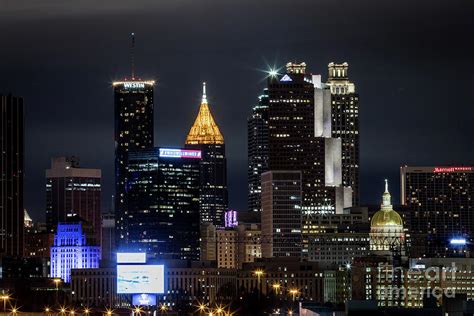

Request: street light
left=159, top=304, right=167, bottom=313
left=253, top=269, right=264, bottom=283
left=1, top=295, right=10, bottom=312
left=84, top=308, right=91, bottom=316
left=197, top=304, right=206, bottom=314
left=289, top=288, right=299, bottom=301
left=11, top=306, right=18, bottom=316
left=253, top=269, right=264, bottom=300
left=44, top=307, right=50, bottom=314
left=272, top=283, right=281, bottom=294
left=59, top=307, right=66, bottom=315
left=133, top=307, right=142, bottom=316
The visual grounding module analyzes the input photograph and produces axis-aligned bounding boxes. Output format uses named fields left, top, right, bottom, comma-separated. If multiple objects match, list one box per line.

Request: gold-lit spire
left=185, top=82, right=224, bottom=145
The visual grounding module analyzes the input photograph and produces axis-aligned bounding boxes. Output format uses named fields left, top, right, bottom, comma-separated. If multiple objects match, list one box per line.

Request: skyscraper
left=247, top=88, right=269, bottom=213
left=125, top=147, right=201, bottom=260
left=0, top=94, right=24, bottom=257
left=185, top=83, right=228, bottom=227
left=326, top=62, right=360, bottom=205
left=401, top=166, right=474, bottom=257
left=267, top=62, right=350, bottom=216
left=261, top=170, right=302, bottom=258
left=114, top=79, right=155, bottom=246
left=46, top=156, right=101, bottom=244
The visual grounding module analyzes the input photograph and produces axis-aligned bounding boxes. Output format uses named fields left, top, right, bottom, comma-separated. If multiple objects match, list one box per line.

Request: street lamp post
left=0, top=295, right=9, bottom=312
left=253, top=269, right=264, bottom=300
left=272, top=283, right=281, bottom=294
left=53, top=278, right=62, bottom=304
left=289, top=289, right=298, bottom=302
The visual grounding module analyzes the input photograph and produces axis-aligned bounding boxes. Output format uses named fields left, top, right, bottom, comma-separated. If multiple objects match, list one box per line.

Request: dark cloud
left=0, top=0, right=473, bottom=220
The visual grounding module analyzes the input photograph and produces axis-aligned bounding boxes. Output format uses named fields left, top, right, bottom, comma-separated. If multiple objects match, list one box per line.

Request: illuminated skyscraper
left=267, top=62, right=351, bottom=217
left=0, top=94, right=24, bottom=257
left=401, top=166, right=474, bottom=257
left=46, top=156, right=101, bottom=245
left=125, top=147, right=201, bottom=260
left=185, top=83, right=228, bottom=227
left=326, top=62, right=360, bottom=205
left=114, top=78, right=154, bottom=246
left=50, top=222, right=100, bottom=283
left=247, top=89, right=269, bottom=213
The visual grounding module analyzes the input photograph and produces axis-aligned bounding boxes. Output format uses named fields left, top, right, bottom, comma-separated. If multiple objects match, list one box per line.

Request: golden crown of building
left=185, top=82, right=224, bottom=145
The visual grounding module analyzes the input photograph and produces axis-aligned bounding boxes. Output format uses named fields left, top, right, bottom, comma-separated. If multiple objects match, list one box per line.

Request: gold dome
left=370, top=179, right=403, bottom=227
left=185, top=82, right=224, bottom=145
left=371, top=209, right=403, bottom=227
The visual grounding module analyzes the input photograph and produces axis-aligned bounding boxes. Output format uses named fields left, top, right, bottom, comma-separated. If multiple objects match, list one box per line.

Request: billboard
left=117, top=265, right=164, bottom=294
left=159, top=148, right=201, bottom=159
left=116, top=252, right=146, bottom=264
left=132, top=294, right=157, bottom=306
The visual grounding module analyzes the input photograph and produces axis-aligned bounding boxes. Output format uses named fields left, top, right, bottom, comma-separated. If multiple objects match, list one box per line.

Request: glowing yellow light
left=84, top=308, right=90, bottom=315
left=159, top=304, right=167, bottom=311
left=185, top=82, right=224, bottom=145
left=45, top=307, right=50, bottom=313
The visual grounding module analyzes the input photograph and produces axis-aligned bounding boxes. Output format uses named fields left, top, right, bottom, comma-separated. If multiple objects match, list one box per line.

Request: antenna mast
left=131, top=32, right=135, bottom=80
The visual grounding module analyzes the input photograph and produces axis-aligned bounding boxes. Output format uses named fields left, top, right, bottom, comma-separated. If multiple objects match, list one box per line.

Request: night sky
left=1, top=0, right=473, bottom=221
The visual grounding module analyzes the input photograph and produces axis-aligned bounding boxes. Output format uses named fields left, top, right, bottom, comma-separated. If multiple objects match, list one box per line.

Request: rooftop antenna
left=131, top=32, right=135, bottom=80
left=202, top=82, right=207, bottom=103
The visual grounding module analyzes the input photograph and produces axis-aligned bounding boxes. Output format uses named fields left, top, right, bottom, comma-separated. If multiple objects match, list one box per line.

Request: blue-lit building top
left=124, top=147, right=201, bottom=260
left=50, top=222, right=100, bottom=283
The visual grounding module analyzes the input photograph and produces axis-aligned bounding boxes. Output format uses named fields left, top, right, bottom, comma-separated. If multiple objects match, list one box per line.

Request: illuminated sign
left=434, top=167, right=472, bottom=173
left=123, top=82, right=145, bottom=89
left=280, top=74, right=293, bottom=82
left=159, top=148, right=202, bottom=159
left=450, top=238, right=467, bottom=245
left=132, top=294, right=157, bottom=306
left=117, top=265, right=165, bottom=294
left=116, top=252, right=146, bottom=264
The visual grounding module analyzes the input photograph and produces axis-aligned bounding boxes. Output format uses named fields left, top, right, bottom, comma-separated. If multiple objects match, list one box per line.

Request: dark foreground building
left=125, top=147, right=201, bottom=260
left=0, top=94, right=24, bottom=257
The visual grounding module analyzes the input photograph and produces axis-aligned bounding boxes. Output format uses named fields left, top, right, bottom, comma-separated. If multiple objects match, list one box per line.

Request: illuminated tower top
left=185, top=82, right=224, bottom=145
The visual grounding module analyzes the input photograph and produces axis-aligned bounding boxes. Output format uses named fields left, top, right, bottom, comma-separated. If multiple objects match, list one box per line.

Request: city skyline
left=1, top=0, right=473, bottom=221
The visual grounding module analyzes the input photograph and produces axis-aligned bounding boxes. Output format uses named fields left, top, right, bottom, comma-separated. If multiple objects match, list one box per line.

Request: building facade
left=305, top=207, right=369, bottom=268
left=125, top=147, right=201, bottom=260
left=247, top=88, right=269, bottom=213
left=101, top=212, right=115, bottom=263
left=261, top=170, right=302, bottom=258
left=185, top=83, right=228, bottom=227
left=50, top=222, right=101, bottom=283
left=114, top=80, right=155, bottom=247
left=267, top=62, right=351, bottom=217
left=46, top=156, right=101, bottom=244
left=352, top=257, right=474, bottom=308
left=401, top=166, right=474, bottom=257
left=326, top=62, right=360, bottom=206
left=0, top=94, right=24, bottom=257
